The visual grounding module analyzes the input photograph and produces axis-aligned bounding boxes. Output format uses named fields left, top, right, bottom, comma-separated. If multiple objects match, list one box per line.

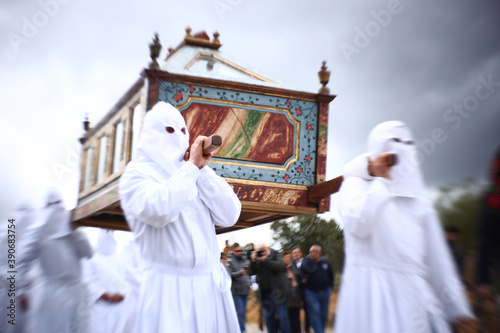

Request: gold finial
left=149, top=33, right=162, bottom=70
left=318, top=61, right=331, bottom=94
left=185, top=26, right=192, bottom=38
left=80, top=113, right=90, bottom=144
left=213, top=31, right=220, bottom=45
left=83, top=113, right=90, bottom=132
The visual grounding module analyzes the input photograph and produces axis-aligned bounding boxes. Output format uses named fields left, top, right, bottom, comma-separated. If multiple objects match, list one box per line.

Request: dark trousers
left=304, top=288, right=331, bottom=333
left=232, top=294, right=248, bottom=332
left=302, top=292, right=310, bottom=332
left=288, top=307, right=301, bottom=333
left=261, top=291, right=291, bottom=333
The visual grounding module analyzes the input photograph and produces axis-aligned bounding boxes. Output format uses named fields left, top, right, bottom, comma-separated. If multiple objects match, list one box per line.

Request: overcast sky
left=1, top=0, right=499, bottom=247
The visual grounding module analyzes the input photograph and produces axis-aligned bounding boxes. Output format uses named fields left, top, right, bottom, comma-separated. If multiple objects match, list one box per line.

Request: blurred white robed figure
left=334, top=121, right=473, bottom=333
left=84, top=229, right=140, bottom=333
left=119, top=101, right=241, bottom=332
left=18, top=188, right=93, bottom=333
left=1, top=202, right=39, bottom=333
left=9, top=203, right=40, bottom=333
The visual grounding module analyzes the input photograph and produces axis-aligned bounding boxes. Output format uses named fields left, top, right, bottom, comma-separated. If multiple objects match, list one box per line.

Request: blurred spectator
left=18, top=188, right=93, bottom=332
left=291, top=246, right=304, bottom=269
left=1, top=201, right=39, bottom=333
left=445, top=225, right=465, bottom=278
left=221, top=252, right=228, bottom=266
left=291, top=246, right=310, bottom=333
left=246, top=242, right=255, bottom=260
left=250, top=242, right=292, bottom=333
left=228, top=242, right=252, bottom=332
left=476, top=145, right=500, bottom=326
left=299, top=245, right=333, bottom=333
left=223, top=239, right=232, bottom=255
left=84, top=229, right=140, bottom=333
left=283, top=251, right=301, bottom=333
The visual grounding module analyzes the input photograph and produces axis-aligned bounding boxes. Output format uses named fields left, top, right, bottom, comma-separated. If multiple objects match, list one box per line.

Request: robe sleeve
left=227, top=258, right=242, bottom=278
left=196, top=166, right=241, bottom=227
left=16, top=228, right=40, bottom=296
left=338, top=153, right=393, bottom=238
left=119, top=161, right=200, bottom=228
left=343, top=153, right=374, bottom=180
left=70, top=230, right=93, bottom=259
left=423, top=205, right=474, bottom=321
left=338, top=176, right=393, bottom=238
left=262, top=251, right=285, bottom=272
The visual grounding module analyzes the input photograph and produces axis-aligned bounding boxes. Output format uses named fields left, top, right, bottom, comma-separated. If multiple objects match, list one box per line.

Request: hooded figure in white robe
left=18, top=188, right=93, bottom=333
left=334, top=121, right=473, bottom=333
left=85, top=229, right=140, bottom=333
left=7, top=202, right=41, bottom=333
left=119, top=101, right=241, bottom=333
left=1, top=201, right=38, bottom=333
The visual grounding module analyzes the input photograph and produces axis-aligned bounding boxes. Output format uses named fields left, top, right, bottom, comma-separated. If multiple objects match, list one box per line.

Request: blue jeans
left=261, top=291, right=291, bottom=333
left=304, top=288, right=331, bottom=333
left=232, top=294, right=248, bottom=332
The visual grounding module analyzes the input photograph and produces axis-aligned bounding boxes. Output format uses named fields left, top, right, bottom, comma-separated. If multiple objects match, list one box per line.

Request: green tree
left=270, top=214, right=345, bottom=272
left=434, top=178, right=484, bottom=251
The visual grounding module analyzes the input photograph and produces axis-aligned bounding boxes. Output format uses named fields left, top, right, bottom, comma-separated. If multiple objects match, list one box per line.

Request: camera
left=257, top=250, right=264, bottom=258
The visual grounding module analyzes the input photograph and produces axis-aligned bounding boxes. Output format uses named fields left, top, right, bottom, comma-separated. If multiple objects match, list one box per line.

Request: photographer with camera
left=249, top=243, right=292, bottom=333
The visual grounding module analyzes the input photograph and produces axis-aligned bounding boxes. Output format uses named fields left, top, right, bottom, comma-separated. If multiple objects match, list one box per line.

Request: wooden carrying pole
left=307, top=176, right=344, bottom=203
left=307, top=153, right=397, bottom=203
left=202, top=134, right=222, bottom=155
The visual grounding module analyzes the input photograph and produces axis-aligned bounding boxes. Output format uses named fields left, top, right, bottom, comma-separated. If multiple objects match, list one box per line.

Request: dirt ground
left=244, top=288, right=500, bottom=333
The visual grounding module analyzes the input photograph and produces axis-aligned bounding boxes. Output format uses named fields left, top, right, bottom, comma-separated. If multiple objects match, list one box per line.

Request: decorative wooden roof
left=161, top=28, right=296, bottom=89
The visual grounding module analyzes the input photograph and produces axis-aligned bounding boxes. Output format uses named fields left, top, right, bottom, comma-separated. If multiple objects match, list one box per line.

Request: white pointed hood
left=14, top=201, right=35, bottom=238
left=137, top=101, right=190, bottom=173
left=367, top=121, right=425, bottom=197
left=95, top=229, right=117, bottom=255
left=40, top=187, right=72, bottom=239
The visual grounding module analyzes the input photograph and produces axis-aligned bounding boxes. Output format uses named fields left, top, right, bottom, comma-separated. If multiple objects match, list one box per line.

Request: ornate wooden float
left=71, top=28, right=336, bottom=233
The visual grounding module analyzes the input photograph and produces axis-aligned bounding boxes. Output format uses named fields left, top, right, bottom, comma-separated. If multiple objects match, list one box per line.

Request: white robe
left=85, top=248, right=140, bottom=333
left=1, top=204, right=39, bottom=333
left=19, top=229, right=93, bottom=333
left=2, top=205, right=42, bottom=333
left=119, top=158, right=241, bottom=333
left=334, top=176, right=473, bottom=333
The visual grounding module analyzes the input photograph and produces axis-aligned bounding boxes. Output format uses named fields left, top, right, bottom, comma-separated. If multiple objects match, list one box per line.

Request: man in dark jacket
left=227, top=243, right=251, bottom=332
left=250, top=242, right=291, bottom=333
left=284, top=251, right=302, bottom=333
left=291, top=246, right=310, bottom=333
left=299, top=245, right=334, bottom=333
